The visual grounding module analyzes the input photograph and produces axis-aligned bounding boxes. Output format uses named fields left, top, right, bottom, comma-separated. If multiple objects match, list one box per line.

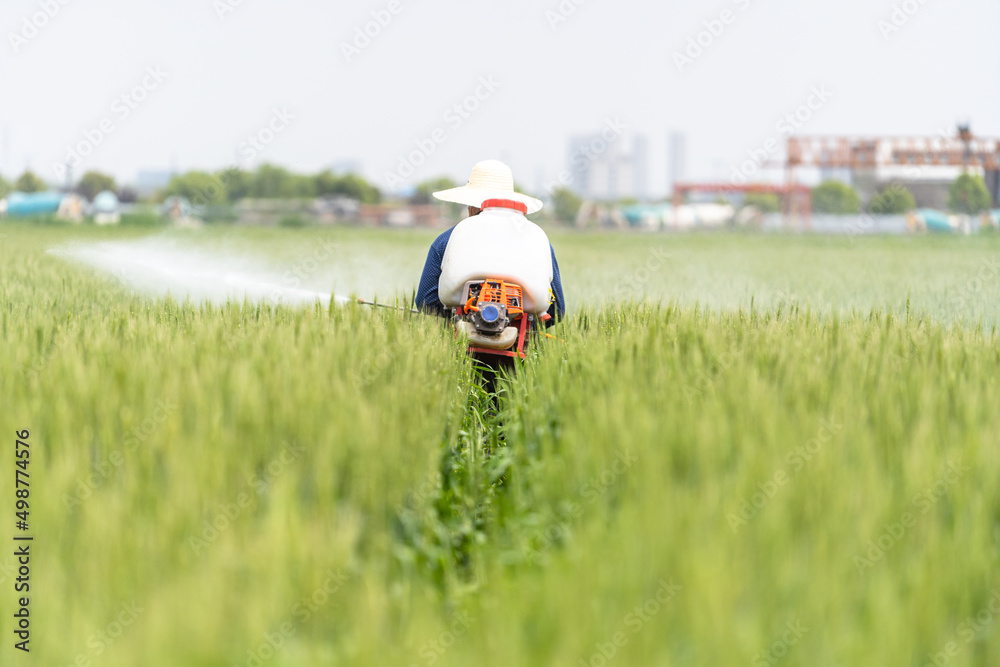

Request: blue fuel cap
left=480, top=304, right=500, bottom=323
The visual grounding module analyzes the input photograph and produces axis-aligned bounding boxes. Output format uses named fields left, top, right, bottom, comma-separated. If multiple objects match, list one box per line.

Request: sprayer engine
left=472, top=302, right=509, bottom=334
left=464, top=279, right=520, bottom=329
left=455, top=278, right=530, bottom=357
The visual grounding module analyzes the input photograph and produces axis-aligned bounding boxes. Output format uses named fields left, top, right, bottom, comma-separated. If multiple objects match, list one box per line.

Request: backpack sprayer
left=454, top=278, right=550, bottom=360
left=359, top=282, right=548, bottom=361
left=360, top=198, right=557, bottom=364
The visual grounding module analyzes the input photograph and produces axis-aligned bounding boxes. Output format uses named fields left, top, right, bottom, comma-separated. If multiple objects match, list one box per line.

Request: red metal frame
left=459, top=278, right=531, bottom=360
left=467, top=312, right=529, bottom=360
left=786, top=133, right=1000, bottom=170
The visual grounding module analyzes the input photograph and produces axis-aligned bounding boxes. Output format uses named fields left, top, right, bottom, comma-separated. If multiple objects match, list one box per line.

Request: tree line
left=0, top=168, right=994, bottom=220
left=0, top=166, right=388, bottom=206
left=808, top=174, right=993, bottom=216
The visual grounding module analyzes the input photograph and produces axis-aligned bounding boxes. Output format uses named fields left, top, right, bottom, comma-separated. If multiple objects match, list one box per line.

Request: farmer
left=415, top=159, right=565, bottom=325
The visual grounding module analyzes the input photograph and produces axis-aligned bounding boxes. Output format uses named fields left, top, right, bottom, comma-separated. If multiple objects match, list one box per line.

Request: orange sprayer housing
left=457, top=278, right=530, bottom=360
left=461, top=279, right=524, bottom=317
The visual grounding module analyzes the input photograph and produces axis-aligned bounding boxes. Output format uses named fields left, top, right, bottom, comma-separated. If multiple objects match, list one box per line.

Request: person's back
left=438, top=205, right=553, bottom=314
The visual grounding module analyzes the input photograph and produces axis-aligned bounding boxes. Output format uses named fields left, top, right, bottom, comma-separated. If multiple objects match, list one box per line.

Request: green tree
left=161, top=171, right=227, bottom=205
left=947, top=173, right=991, bottom=214
left=161, top=166, right=383, bottom=204
left=14, top=170, right=47, bottom=193
left=744, top=192, right=781, bottom=213
left=216, top=168, right=253, bottom=202
left=551, top=187, right=582, bottom=222
left=252, top=164, right=315, bottom=199
left=812, top=180, right=860, bottom=214
left=76, top=170, right=118, bottom=201
left=313, top=170, right=341, bottom=198
left=411, top=176, right=459, bottom=205
left=868, top=184, right=916, bottom=214
left=314, top=171, right=381, bottom=204
left=0, top=174, right=10, bottom=199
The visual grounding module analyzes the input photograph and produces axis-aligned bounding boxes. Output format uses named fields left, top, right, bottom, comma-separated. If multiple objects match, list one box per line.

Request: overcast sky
left=1, top=0, right=997, bottom=197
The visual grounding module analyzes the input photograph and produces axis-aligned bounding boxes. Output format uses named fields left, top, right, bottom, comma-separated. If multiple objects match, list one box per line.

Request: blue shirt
left=416, top=225, right=565, bottom=324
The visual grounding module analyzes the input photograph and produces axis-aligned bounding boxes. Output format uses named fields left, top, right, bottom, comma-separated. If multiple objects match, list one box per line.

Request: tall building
left=631, top=134, right=648, bottom=200
left=135, top=170, right=173, bottom=196
left=566, top=131, right=648, bottom=201
left=331, top=159, right=363, bottom=175
left=668, top=131, right=687, bottom=191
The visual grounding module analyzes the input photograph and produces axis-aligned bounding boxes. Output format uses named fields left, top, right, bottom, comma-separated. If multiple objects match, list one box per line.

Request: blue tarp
left=6, top=191, right=64, bottom=216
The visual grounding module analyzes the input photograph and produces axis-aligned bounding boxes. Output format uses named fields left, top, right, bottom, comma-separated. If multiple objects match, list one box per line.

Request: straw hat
left=432, top=159, right=543, bottom=214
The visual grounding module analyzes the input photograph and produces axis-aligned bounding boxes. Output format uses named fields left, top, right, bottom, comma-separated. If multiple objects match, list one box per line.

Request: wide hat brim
left=432, top=185, right=543, bottom=215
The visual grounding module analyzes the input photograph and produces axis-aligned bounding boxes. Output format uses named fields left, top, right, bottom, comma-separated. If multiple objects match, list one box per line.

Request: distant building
left=632, top=135, right=649, bottom=200
left=818, top=167, right=852, bottom=184
left=848, top=165, right=965, bottom=210
left=357, top=203, right=450, bottom=228
left=668, top=131, right=687, bottom=191
left=330, top=159, right=363, bottom=175
left=785, top=127, right=1000, bottom=209
left=135, top=170, right=174, bottom=196
left=567, top=131, right=649, bottom=201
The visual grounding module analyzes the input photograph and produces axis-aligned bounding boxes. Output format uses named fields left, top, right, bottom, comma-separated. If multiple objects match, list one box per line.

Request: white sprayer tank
left=438, top=207, right=553, bottom=315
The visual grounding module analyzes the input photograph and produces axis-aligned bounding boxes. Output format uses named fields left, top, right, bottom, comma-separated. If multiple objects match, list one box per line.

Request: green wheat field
left=2, top=222, right=1000, bottom=666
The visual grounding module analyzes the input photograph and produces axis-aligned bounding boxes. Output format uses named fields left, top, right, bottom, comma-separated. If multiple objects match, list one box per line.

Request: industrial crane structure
left=671, top=126, right=1000, bottom=229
